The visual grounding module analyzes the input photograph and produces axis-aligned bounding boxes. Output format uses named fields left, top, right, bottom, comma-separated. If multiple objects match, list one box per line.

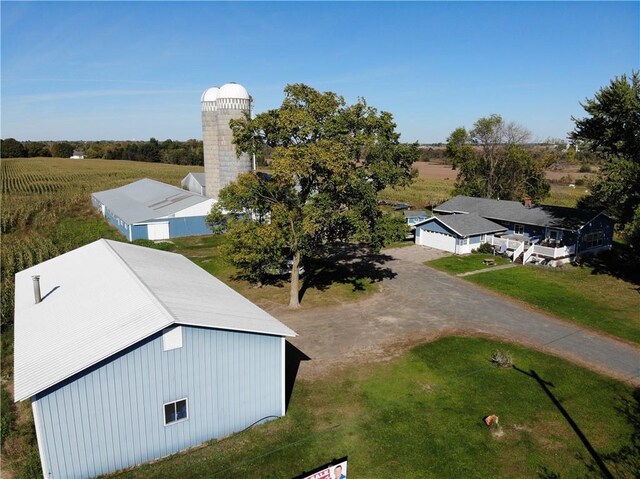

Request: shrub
left=578, top=163, right=592, bottom=173
left=476, top=243, right=494, bottom=254
left=490, top=350, right=513, bottom=368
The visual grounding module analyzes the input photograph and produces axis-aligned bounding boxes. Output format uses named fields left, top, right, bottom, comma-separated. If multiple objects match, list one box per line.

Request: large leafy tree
left=571, top=72, right=640, bottom=248
left=446, top=115, right=550, bottom=201
left=1, top=138, right=27, bottom=158
left=209, top=83, right=417, bottom=308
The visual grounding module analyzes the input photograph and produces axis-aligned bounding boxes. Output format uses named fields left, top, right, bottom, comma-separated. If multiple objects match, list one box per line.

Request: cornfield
left=1, top=157, right=202, bottom=326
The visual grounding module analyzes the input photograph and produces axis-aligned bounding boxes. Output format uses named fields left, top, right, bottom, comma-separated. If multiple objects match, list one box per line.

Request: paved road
left=274, top=245, right=640, bottom=385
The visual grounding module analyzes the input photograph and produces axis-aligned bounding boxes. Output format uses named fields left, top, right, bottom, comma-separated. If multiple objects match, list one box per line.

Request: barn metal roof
left=434, top=195, right=608, bottom=231
left=13, top=239, right=296, bottom=402
left=92, top=178, right=211, bottom=224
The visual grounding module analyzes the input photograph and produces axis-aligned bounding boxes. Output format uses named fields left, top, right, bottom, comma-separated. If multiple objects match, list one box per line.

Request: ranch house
left=415, top=195, right=614, bottom=265
left=92, top=178, right=215, bottom=241
left=14, top=239, right=296, bottom=479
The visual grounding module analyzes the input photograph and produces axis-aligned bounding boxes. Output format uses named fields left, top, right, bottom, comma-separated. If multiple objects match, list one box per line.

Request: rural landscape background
left=2, top=1, right=639, bottom=478
left=1, top=149, right=639, bottom=478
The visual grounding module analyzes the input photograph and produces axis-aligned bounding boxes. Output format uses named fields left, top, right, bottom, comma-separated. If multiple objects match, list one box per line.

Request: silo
left=201, top=86, right=219, bottom=199
left=201, top=82, right=252, bottom=199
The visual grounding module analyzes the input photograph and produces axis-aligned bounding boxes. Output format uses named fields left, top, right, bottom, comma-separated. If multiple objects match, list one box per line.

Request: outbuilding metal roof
left=415, top=213, right=507, bottom=237
left=434, top=195, right=607, bottom=231
left=92, top=178, right=211, bottom=224
left=14, top=239, right=296, bottom=402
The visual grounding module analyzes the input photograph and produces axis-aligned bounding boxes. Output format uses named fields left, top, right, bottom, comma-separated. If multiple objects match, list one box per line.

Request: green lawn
left=428, top=253, right=512, bottom=274
left=105, top=337, right=637, bottom=479
left=428, top=257, right=640, bottom=344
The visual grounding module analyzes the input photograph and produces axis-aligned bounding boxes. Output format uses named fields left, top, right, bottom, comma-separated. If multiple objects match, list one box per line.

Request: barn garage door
left=146, top=222, right=170, bottom=240
left=418, top=230, right=457, bottom=253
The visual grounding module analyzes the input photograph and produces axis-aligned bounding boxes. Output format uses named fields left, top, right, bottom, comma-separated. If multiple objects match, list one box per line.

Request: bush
left=490, top=350, right=513, bottom=368
left=475, top=243, right=494, bottom=254
left=578, top=163, right=592, bottom=173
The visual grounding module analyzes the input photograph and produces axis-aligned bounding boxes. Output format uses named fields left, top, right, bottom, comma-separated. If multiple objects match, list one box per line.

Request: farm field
left=104, top=337, right=637, bottom=479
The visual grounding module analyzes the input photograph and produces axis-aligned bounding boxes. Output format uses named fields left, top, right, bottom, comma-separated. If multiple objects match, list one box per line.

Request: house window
left=584, top=231, right=604, bottom=249
left=164, top=398, right=188, bottom=425
left=514, top=224, right=524, bottom=235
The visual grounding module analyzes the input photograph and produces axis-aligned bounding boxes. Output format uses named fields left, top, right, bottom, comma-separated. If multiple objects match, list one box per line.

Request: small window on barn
left=162, top=326, right=183, bottom=351
left=164, top=398, right=188, bottom=425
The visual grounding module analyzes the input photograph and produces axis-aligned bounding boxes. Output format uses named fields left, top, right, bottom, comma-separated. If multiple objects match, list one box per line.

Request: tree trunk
left=288, top=251, right=301, bottom=308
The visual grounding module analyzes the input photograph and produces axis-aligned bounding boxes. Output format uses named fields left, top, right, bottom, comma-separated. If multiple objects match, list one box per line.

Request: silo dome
left=201, top=87, right=220, bottom=102
left=218, top=82, right=250, bottom=100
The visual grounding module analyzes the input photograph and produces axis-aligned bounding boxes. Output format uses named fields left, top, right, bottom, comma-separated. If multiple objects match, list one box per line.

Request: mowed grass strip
left=105, top=337, right=636, bottom=479
left=428, top=253, right=512, bottom=274
left=463, top=266, right=640, bottom=344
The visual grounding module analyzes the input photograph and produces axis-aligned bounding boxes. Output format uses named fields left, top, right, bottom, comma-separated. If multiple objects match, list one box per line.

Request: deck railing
left=512, top=242, right=525, bottom=262
left=531, top=244, right=575, bottom=259
left=486, top=235, right=576, bottom=263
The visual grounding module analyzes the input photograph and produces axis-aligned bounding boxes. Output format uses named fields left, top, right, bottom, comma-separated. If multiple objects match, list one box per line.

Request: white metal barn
left=92, top=178, right=216, bottom=241
left=14, top=239, right=296, bottom=479
left=181, top=172, right=206, bottom=196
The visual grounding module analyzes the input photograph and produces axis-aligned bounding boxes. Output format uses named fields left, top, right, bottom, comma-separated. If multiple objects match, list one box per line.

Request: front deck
left=486, top=234, right=576, bottom=266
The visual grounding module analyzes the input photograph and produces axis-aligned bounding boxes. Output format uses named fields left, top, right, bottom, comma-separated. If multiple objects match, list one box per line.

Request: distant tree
left=85, top=143, right=105, bottom=159
left=209, top=83, right=418, bottom=308
left=26, top=141, right=51, bottom=157
left=571, top=72, right=640, bottom=248
left=1, top=138, right=27, bottom=158
left=445, top=115, right=550, bottom=201
left=50, top=142, right=74, bottom=158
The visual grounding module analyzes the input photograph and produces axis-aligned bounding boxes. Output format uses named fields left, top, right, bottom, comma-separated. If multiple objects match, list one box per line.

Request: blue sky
left=1, top=1, right=638, bottom=143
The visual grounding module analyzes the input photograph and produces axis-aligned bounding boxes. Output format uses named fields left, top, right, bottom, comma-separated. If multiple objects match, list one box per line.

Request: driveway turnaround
left=275, top=245, right=640, bottom=385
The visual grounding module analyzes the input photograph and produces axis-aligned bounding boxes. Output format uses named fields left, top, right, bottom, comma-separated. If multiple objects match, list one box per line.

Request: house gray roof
left=92, top=178, right=211, bottom=224
left=415, top=213, right=507, bottom=237
left=434, top=196, right=607, bottom=231
left=13, top=239, right=296, bottom=402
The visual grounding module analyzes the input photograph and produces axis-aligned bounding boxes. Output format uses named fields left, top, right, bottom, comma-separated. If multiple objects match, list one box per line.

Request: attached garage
left=414, top=214, right=506, bottom=254
left=416, top=227, right=457, bottom=253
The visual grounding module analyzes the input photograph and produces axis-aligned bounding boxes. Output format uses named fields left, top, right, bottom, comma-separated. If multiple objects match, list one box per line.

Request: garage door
left=146, top=222, right=170, bottom=240
left=418, top=230, right=457, bottom=253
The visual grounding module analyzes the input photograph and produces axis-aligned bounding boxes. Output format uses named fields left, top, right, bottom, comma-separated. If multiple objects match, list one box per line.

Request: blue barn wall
left=167, top=217, right=212, bottom=238
left=131, top=224, right=148, bottom=241
left=33, top=326, right=284, bottom=479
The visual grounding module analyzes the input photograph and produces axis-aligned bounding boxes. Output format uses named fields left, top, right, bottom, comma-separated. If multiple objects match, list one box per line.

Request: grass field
left=105, top=337, right=637, bottom=479
left=428, top=258, right=640, bottom=344
left=428, top=253, right=512, bottom=274
left=379, top=177, right=587, bottom=211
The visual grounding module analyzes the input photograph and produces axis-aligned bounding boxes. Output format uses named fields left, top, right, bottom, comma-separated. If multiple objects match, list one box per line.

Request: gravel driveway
left=275, top=245, right=640, bottom=385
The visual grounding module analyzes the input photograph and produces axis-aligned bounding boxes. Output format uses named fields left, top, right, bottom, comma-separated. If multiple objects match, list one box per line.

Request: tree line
left=0, top=138, right=204, bottom=165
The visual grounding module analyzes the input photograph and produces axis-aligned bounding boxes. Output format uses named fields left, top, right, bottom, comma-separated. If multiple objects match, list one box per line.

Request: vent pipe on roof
left=32, top=276, right=42, bottom=304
